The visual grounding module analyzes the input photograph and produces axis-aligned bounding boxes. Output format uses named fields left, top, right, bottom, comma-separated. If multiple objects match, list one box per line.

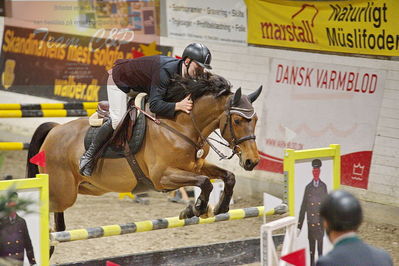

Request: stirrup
left=79, top=157, right=94, bottom=176
left=79, top=163, right=94, bottom=176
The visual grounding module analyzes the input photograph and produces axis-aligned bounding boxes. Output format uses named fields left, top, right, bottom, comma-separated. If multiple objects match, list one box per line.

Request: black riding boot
left=79, top=119, right=114, bottom=176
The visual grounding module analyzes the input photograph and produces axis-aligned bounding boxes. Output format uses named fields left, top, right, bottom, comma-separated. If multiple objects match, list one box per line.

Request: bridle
left=210, top=96, right=256, bottom=159
left=221, top=105, right=257, bottom=146
left=190, top=95, right=257, bottom=160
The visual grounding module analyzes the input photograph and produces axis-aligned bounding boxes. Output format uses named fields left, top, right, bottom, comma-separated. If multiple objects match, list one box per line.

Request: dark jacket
left=316, top=236, right=393, bottom=266
left=298, top=180, right=328, bottom=236
left=111, top=55, right=183, bottom=118
left=0, top=215, right=36, bottom=265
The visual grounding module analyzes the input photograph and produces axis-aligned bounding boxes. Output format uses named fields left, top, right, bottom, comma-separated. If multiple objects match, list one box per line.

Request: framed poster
left=142, top=9, right=155, bottom=35
left=0, top=174, right=49, bottom=266
left=285, top=144, right=340, bottom=266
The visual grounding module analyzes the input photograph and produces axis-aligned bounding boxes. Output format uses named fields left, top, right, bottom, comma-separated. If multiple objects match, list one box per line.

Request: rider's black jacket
left=112, top=55, right=183, bottom=118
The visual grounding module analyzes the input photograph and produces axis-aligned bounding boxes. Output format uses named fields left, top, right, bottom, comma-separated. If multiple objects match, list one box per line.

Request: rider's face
left=186, top=60, right=204, bottom=77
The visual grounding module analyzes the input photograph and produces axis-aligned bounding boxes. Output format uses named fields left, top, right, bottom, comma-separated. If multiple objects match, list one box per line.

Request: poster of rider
left=294, top=158, right=334, bottom=266
left=0, top=25, right=173, bottom=102
left=0, top=189, right=40, bottom=266
left=257, top=58, right=386, bottom=189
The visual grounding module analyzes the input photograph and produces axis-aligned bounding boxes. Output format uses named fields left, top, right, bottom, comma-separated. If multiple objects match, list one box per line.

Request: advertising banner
left=166, top=0, right=247, bottom=45
left=247, top=0, right=399, bottom=56
left=8, top=1, right=159, bottom=39
left=0, top=25, right=173, bottom=102
left=257, top=58, right=386, bottom=189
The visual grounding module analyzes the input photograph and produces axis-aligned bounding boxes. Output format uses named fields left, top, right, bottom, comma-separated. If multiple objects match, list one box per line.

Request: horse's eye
left=234, top=119, right=240, bottom=125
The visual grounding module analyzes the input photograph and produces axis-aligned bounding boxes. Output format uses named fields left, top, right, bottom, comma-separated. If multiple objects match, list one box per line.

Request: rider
left=79, top=43, right=212, bottom=176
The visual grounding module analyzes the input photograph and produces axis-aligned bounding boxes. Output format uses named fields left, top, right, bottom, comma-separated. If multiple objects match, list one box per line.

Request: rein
left=132, top=105, right=201, bottom=152
left=189, top=112, right=228, bottom=160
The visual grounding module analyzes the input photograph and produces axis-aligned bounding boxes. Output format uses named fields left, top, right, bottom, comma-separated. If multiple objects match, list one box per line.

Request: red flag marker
left=280, top=248, right=306, bottom=266
left=106, top=261, right=120, bottom=266
left=29, top=151, right=46, bottom=167
left=132, top=48, right=144, bottom=58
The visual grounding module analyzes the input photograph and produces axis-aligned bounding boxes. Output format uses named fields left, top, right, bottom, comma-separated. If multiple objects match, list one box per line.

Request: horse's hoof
left=199, top=205, right=214, bottom=219
left=50, top=246, right=55, bottom=257
left=179, top=204, right=195, bottom=219
left=214, top=205, right=229, bottom=216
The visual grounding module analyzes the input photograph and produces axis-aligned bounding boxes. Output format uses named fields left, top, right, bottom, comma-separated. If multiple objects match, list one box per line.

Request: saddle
left=84, top=93, right=148, bottom=158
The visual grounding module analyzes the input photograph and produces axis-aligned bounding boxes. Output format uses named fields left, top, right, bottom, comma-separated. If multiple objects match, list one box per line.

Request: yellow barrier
left=0, top=109, right=96, bottom=117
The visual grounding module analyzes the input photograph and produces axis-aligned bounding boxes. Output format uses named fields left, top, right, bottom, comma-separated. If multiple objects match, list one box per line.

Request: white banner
left=166, top=0, right=247, bottom=45
left=257, top=59, right=386, bottom=189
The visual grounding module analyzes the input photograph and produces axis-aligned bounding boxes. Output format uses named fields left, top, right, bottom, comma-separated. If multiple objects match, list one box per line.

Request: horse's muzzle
left=243, top=158, right=259, bottom=171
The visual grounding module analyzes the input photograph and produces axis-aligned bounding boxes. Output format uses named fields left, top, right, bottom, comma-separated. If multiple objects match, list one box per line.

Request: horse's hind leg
left=50, top=212, right=65, bottom=257
left=54, top=212, right=66, bottom=232
left=159, top=167, right=213, bottom=219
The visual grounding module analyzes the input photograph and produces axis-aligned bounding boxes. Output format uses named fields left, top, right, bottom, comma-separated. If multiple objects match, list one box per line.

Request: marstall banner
left=247, top=0, right=399, bottom=56
left=257, top=58, right=386, bottom=189
left=0, top=25, right=173, bottom=102
left=166, top=0, right=247, bottom=45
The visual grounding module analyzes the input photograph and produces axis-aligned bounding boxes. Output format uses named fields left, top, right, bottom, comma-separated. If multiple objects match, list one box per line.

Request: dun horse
left=26, top=74, right=262, bottom=233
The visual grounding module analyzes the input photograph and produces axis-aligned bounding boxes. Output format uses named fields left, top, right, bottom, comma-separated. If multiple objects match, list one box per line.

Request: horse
left=26, top=73, right=262, bottom=234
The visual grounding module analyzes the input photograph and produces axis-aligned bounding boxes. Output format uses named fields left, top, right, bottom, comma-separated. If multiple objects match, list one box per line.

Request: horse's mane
left=165, top=72, right=232, bottom=102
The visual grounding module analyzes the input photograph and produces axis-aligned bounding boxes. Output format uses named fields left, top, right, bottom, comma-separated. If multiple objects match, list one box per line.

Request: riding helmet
left=320, top=190, right=363, bottom=231
left=182, top=43, right=212, bottom=69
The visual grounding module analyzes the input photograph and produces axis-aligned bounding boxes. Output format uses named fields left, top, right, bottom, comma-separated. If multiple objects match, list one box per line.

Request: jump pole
left=0, top=142, right=30, bottom=150
left=51, top=205, right=287, bottom=244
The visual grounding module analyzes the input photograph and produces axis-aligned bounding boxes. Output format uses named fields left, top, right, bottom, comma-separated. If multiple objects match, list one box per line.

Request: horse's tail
left=26, top=122, right=59, bottom=178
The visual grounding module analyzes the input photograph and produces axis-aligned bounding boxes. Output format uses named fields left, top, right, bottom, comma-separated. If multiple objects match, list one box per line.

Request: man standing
left=317, top=190, right=393, bottom=266
left=298, top=159, right=328, bottom=266
left=0, top=192, right=36, bottom=266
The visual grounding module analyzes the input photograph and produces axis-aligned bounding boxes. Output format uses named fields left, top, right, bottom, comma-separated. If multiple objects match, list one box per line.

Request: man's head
left=182, top=43, right=212, bottom=77
left=312, top=159, right=321, bottom=181
left=320, top=190, right=363, bottom=241
left=7, top=192, right=18, bottom=217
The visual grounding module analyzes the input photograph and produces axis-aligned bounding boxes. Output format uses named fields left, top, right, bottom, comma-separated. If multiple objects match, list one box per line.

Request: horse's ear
left=232, top=87, right=242, bottom=106
left=248, top=85, right=262, bottom=103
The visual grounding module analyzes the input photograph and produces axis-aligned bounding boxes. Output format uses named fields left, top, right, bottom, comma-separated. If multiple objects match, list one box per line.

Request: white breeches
left=107, top=69, right=127, bottom=130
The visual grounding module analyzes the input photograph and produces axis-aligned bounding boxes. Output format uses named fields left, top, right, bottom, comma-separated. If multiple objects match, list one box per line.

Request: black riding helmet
left=182, top=43, right=212, bottom=70
left=320, top=190, right=363, bottom=231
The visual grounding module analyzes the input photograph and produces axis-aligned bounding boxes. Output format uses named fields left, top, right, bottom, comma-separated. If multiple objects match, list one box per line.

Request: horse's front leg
left=199, top=161, right=235, bottom=215
left=160, top=167, right=213, bottom=219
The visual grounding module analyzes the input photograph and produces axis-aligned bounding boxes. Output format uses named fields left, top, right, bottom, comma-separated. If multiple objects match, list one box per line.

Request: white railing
left=261, top=216, right=297, bottom=266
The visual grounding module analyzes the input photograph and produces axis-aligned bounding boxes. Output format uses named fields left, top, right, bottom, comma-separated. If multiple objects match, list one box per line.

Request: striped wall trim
left=0, top=109, right=96, bottom=117
left=0, top=102, right=98, bottom=110
left=50, top=206, right=281, bottom=243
